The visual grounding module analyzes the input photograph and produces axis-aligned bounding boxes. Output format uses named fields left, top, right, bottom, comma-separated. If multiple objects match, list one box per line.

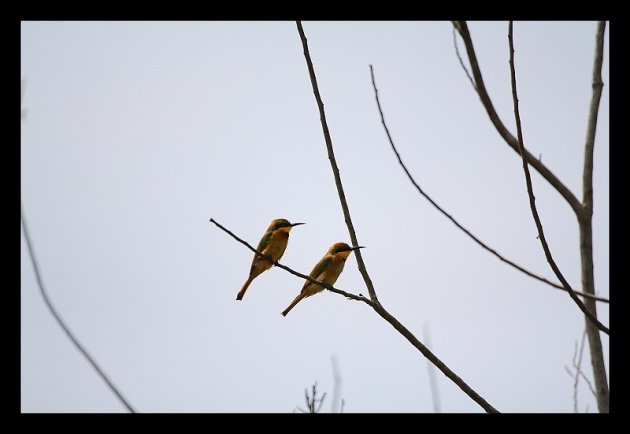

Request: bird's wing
left=250, top=231, right=273, bottom=269
left=301, top=256, right=332, bottom=292
left=256, top=230, right=273, bottom=253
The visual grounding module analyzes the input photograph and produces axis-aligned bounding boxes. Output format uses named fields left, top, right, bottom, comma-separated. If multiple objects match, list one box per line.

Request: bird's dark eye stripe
left=333, top=246, right=349, bottom=254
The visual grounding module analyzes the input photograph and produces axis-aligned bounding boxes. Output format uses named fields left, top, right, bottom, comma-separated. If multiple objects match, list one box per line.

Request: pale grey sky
left=21, top=21, right=609, bottom=413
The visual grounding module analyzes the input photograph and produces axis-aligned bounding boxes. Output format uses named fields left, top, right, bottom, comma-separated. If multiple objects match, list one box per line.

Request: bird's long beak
left=290, top=222, right=305, bottom=227
left=350, top=246, right=365, bottom=251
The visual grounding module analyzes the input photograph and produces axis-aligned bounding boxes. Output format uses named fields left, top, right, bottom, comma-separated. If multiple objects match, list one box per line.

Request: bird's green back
left=310, top=255, right=332, bottom=279
left=300, top=255, right=332, bottom=292
left=256, top=230, right=273, bottom=252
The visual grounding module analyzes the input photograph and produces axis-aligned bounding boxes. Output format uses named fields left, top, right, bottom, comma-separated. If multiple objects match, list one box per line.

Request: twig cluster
left=295, top=382, right=327, bottom=413
left=564, top=331, right=596, bottom=413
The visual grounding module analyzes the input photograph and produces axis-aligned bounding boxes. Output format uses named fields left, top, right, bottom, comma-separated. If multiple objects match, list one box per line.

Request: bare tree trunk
left=580, top=21, right=608, bottom=413
left=580, top=221, right=608, bottom=412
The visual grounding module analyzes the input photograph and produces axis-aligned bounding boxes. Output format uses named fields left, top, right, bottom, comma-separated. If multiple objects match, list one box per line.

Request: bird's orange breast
left=264, top=230, right=290, bottom=261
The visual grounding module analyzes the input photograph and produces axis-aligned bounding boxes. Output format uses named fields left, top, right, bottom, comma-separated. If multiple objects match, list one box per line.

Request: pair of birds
left=237, top=218, right=364, bottom=316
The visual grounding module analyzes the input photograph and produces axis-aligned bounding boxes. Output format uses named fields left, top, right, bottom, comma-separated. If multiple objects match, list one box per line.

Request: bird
left=281, top=242, right=364, bottom=316
left=236, top=218, right=304, bottom=301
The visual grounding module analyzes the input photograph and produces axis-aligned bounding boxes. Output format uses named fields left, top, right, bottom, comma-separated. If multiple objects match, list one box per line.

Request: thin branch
left=369, top=301, right=499, bottom=413
left=453, top=21, right=584, bottom=219
left=582, top=21, right=606, bottom=217
left=316, top=392, right=327, bottom=413
left=209, top=218, right=374, bottom=306
left=295, top=21, right=499, bottom=413
left=576, top=368, right=597, bottom=399
left=307, top=385, right=313, bottom=412
left=21, top=203, right=136, bottom=413
left=452, top=26, right=475, bottom=90
left=571, top=339, right=580, bottom=413
left=565, top=331, right=597, bottom=412
left=210, top=218, right=499, bottom=413
left=574, top=331, right=597, bottom=398
left=295, top=21, right=379, bottom=305
left=369, top=64, right=608, bottom=305
left=507, top=22, right=609, bottom=335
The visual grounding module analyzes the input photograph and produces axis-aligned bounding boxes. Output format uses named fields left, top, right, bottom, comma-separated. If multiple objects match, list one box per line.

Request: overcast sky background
left=21, top=21, right=609, bottom=413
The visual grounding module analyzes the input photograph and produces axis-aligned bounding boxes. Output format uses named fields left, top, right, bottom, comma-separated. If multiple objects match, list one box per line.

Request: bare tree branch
left=571, top=337, right=581, bottom=413
left=452, top=21, right=584, bottom=218
left=574, top=331, right=597, bottom=398
left=507, top=21, right=608, bottom=335
left=452, top=26, right=475, bottom=90
left=576, top=369, right=597, bottom=399
left=293, top=21, right=499, bottom=413
left=579, top=20, right=609, bottom=413
left=21, top=204, right=136, bottom=413
left=369, top=64, right=608, bottom=305
left=370, top=302, right=499, bottom=413
left=21, top=85, right=135, bottom=413
left=572, top=339, right=581, bottom=413
left=295, top=21, right=379, bottom=305
left=316, top=392, right=327, bottom=413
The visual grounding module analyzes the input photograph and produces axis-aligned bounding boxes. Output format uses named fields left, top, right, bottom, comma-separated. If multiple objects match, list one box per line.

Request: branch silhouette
left=295, top=21, right=379, bottom=305
left=452, top=21, right=584, bottom=218
left=296, top=382, right=326, bottom=413
left=295, top=21, right=499, bottom=413
left=452, top=27, right=475, bottom=90
left=507, top=22, right=608, bottom=335
left=369, top=64, right=608, bottom=305
left=21, top=203, right=136, bottom=413
left=21, top=84, right=135, bottom=413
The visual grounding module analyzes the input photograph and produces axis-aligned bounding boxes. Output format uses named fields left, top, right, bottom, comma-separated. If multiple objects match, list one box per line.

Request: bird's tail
left=236, top=275, right=254, bottom=301
left=281, top=292, right=306, bottom=317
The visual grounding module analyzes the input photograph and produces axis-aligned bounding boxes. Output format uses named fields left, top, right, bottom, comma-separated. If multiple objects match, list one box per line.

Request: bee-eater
left=281, top=242, right=364, bottom=316
left=236, top=218, right=304, bottom=301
